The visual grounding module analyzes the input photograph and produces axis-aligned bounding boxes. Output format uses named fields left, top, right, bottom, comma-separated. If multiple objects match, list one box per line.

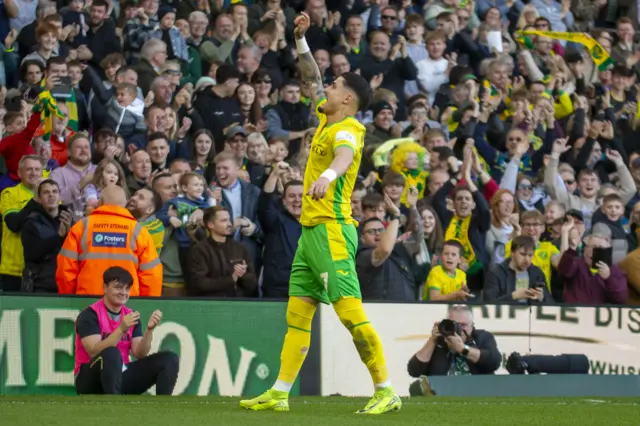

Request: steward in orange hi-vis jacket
left=56, top=187, right=162, bottom=296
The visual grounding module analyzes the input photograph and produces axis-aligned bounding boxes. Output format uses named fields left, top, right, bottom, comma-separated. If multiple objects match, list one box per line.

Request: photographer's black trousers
left=75, top=347, right=179, bottom=395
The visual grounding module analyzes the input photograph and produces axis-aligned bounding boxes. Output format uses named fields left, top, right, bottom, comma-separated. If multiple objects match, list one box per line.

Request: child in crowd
left=361, top=192, right=386, bottom=222
left=424, top=240, right=469, bottom=301
left=107, top=83, right=146, bottom=140
left=157, top=172, right=209, bottom=268
left=268, top=138, right=289, bottom=164
left=592, top=194, right=628, bottom=264
left=83, top=159, right=128, bottom=215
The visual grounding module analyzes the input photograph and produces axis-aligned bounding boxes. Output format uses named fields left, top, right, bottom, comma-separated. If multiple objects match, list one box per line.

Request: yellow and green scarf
left=38, top=78, right=79, bottom=140
left=515, top=30, right=614, bottom=71
left=444, top=214, right=482, bottom=275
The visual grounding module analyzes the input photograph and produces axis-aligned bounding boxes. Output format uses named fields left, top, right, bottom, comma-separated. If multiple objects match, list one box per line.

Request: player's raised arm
left=294, top=12, right=324, bottom=103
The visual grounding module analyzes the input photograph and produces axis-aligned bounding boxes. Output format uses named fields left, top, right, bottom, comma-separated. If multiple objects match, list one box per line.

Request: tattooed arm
left=294, top=12, right=325, bottom=103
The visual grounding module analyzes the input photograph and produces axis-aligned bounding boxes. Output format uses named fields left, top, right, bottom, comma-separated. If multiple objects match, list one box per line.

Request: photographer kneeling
left=407, top=305, right=501, bottom=378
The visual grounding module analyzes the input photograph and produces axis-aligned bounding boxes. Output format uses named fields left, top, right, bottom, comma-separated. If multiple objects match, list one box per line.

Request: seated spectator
left=505, top=210, right=567, bottom=291
left=186, top=206, right=258, bottom=297
left=424, top=240, right=469, bottom=301
left=21, top=179, right=73, bottom=292
left=258, top=163, right=302, bottom=299
left=484, top=236, right=553, bottom=303
left=407, top=305, right=501, bottom=376
left=558, top=232, right=629, bottom=304
left=214, top=151, right=263, bottom=272
left=356, top=192, right=423, bottom=301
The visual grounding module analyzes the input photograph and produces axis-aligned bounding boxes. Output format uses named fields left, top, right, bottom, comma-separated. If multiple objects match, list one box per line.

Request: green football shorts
left=289, top=222, right=361, bottom=304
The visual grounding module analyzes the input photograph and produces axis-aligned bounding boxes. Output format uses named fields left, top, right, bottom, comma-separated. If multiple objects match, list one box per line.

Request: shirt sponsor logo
left=93, top=232, right=127, bottom=248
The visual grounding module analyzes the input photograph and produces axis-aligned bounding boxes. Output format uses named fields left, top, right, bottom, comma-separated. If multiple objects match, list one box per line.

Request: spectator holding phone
left=484, top=236, right=553, bottom=303
left=21, top=179, right=73, bottom=292
left=558, top=232, right=628, bottom=304
left=186, top=206, right=257, bottom=298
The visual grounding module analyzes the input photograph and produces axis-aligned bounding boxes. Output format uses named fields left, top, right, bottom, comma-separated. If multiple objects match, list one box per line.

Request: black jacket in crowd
left=407, top=328, right=502, bottom=377
left=186, top=237, right=258, bottom=298
left=257, top=190, right=301, bottom=298
left=484, top=261, right=554, bottom=303
left=193, top=88, right=244, bottom=153
left=21, top=203, right=69, bottom=292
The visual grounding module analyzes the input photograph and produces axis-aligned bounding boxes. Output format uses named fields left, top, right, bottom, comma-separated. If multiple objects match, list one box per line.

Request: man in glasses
left=356, top=191, right=423, bottom=302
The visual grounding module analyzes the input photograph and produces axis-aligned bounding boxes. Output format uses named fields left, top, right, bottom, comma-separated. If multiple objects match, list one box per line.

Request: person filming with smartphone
left=484, top=236, right=554, bottom=303
left=185, top=205, right=258, bottom=297
left=407, top=305, right=501, bottom=388
left=558, top=231, right=628, bottom=305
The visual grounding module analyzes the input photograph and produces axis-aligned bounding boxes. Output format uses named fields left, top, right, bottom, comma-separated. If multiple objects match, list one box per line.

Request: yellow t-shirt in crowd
left=424, top=265, right=466, bottom=300
left=0, top=184, right=34, bottom=276
left=300, top=98, right=365, bottom=227
left=504, top=240, right=559, bottom=291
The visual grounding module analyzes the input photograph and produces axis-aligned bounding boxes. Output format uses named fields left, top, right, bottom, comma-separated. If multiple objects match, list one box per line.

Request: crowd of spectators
left=0, top=0, right=639, bottom=306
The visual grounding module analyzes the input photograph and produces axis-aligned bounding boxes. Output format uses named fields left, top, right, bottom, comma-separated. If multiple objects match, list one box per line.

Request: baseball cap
left=565, top=209, right=584, bottom=222
left=225, top=125, right=247, bottom=139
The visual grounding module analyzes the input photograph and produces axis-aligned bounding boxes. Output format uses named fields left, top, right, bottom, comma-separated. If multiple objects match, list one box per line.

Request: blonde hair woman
left=516, top=4, right=539, bottom=30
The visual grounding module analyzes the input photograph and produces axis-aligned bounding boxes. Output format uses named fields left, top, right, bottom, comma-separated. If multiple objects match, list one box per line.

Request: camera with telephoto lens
left=438, top=319, right=462, bottom=337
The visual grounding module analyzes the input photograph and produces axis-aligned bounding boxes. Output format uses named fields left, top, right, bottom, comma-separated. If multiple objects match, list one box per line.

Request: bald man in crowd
left=57, top=185, right=163, bottom=296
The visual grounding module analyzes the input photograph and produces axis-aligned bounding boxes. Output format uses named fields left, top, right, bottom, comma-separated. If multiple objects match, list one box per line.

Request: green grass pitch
left=1, top=396, right=638, bottom=425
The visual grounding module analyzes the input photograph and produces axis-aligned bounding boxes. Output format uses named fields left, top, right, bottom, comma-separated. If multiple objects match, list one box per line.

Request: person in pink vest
left=74, top=266, right=179, bottom=395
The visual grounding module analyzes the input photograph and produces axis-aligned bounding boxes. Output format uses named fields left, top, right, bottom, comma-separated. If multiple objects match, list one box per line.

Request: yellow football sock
left=275, top=297, right=316, bottom=388
left=333, top=297, right=390, bottom=388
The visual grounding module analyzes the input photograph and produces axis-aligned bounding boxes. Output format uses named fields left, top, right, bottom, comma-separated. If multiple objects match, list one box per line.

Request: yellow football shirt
left=0, top=184, right=35, bottom=276
left=504, top=240, right=559, bottom=290
left=300, top=98, right=365, bottom=227
left=424, top=265, right=466, bottom=300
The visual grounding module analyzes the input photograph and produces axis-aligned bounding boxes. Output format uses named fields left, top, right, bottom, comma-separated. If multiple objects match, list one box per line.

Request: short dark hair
left=442, top=239, right=463, bottom=256
left=362, top=192, right=384, bottom=211
left=203, top=205, right=229, bottom=223
left=341, top=72, right=372, bottom=111
left=46, top=56, right=67, bottom=71
left=512, top=235, right=536, bottom=252
left=148, top=131, right=168, bottom=144
left=92, top=0, right=109, bottom=9
left=216, top=63, right=241, bottom=84
left=103, top=266, right=134, bottom=287
left=37, top=178, right=59, bottom=196
left=283, top=179, right=303, bottom=195
left=362, top=217, right=384, bottom=228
